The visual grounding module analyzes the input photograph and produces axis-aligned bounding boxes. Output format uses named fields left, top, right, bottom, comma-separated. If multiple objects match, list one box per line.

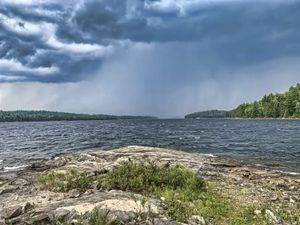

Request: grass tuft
left=89, top=209, right=121, bottom=225
left=38, top=168, right=92, bottom=192
left=38, top=161, right=300, bottom=224
left=100, top=161, right=206, bottom=194
left=99, top=162, right=210, bottom=222
left=56, top=209, right=121, bottom=225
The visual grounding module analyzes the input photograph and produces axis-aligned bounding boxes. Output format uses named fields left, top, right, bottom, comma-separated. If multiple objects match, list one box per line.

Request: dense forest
left=229, top=84, right=300, bottom=118
left=229, top=83, right=300, bottom=118
left=0, top=111, right=155, bottom=122
left=185, top=110, right=228, bottom=118
left=185, top=83, right=300, bottom=119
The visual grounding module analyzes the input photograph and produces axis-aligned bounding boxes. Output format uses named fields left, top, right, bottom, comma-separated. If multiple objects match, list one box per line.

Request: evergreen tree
left=293, top=102, right=300, bottom=117
left=230, top=83, right=300, bottom=118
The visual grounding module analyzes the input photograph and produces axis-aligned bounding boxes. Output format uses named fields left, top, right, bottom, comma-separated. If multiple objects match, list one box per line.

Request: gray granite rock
left=0, top=205, right=23, bottom=219
left=0, top=146, right=299, bottom=225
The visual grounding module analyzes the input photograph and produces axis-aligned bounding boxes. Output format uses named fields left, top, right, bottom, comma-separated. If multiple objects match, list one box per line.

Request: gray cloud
left=0, top=0, right=300, bottom=82
left=0, top=0, right=300, bottom=116
left=1, top=42, right=300, bottom=117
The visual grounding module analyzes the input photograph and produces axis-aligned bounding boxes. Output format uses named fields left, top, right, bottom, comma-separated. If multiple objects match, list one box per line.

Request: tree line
left=0, top=111, right=155, bottom=122
left=185, top=110, right=228, bottom=118
left=229, top=83, right=300, bottom=118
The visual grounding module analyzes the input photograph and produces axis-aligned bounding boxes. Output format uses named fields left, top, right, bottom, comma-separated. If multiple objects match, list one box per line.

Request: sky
left=0, top=0, right=300, bottom=118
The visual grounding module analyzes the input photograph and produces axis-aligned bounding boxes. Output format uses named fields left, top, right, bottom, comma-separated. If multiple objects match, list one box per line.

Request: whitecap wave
left=3, top=165, right=29, bottom=172
left=276, top=170, right=300, bottom=176
left=202, top=153, right=215, bottom=157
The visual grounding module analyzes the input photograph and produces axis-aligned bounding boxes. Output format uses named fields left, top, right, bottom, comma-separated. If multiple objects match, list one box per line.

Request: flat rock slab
left=0, top=146, right=299, bottom=225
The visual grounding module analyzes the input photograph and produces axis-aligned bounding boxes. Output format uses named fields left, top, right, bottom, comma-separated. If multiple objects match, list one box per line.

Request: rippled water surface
left=0, top=119, right=299, bottom=173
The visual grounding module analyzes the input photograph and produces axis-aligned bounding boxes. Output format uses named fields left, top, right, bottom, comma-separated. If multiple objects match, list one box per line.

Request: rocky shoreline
left=0, top=146, right=299, bottom=225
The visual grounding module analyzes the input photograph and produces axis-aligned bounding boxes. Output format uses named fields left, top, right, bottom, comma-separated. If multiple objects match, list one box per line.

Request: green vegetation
left=88, top=209, right=121, bottom=225
left=230, top=83, right=300, bottom=118
left=98, top=162, right=228, bottom=222
left=57, top=209, right=121, bottom=225
left=100, top=162, right=206, bottom=194
left=0, top=110, right=115, bottom=122
left=38, top=168, right=92, bottom=192
left=0, top=110, right=155, bottom=122
left=186, top=83, right=300, bottom=119
left=39, top=163, right=300, bottom=224
left=226, top=202, right=300, bottom=225
left=185, top=110, right=229, bottom=118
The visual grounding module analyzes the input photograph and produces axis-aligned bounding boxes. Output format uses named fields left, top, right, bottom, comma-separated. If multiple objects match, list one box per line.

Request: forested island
left=0, top=110, right=155, bottom=122
left=186, top=83, right=300, bottom=119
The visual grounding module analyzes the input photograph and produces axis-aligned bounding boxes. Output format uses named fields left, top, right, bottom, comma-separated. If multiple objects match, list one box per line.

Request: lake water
left=0, top=119, right=299, bottom=173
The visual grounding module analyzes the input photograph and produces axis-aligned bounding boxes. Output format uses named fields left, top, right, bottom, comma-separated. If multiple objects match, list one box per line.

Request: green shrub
left=56, top=209, right=121, bottom=225
left=89, top=209, right=121, bottom=225
left=39, top=162, right=300, bottom=224
left=38, top=168, right=92, bottom=192
left=98, top=162, right=208, bottom=222
left=159, top=189, right=195, bottom=221
left=101, top=161, right=206, bottom=194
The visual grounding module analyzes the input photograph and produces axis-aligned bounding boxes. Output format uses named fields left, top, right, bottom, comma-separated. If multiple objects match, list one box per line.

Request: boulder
left=29, top=213, right=52, bottom=225
left=23, top=202, right=34, bottom=213
left=152, top=218, right=181, bottom=225
left=68, top=189, right=81, bottom=198
left=0, top=205, right=22, bottom=219
left=188, top=215, right=206, bottom=225
left=0, top=185, right=19, bottom=195
left=54, top=208, right=70, bottom=221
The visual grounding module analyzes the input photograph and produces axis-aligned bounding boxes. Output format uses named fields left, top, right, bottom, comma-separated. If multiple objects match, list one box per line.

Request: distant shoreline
left=0, top=118, right=155, bottom=123
left=185, top=117, right=300, bottom=120
left=2, top=117, right=300, bottom=123
left=229, top=117, right=300, bottom=120
left=0, top=110, right=156, bottom=123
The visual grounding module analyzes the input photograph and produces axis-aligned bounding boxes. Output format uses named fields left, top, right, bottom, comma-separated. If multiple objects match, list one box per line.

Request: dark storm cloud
left=0, top=3, right=65, bottom=24
left=0, top=0, right=300, bottom=83
left=0, top=36, right=35, bottom=61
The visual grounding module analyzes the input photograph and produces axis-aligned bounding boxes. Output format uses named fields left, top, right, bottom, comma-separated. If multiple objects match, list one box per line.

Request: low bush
left=88, top=209, right=121, bottom=225
left=99, top=161, right=211, bottom=222
left=38, top=161, right=299, bottom=224
left=100, top=161, right=206, bottom=194
left=38, top=168, right=92, bottom=192
left=56, top=209, right=121, bottom=225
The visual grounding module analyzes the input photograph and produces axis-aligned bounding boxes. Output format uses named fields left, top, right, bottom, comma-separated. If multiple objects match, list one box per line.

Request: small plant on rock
left=89, top=209, right=121, bottom=225
left=38, top=168, right=92, bottom=192
left=98, top=161, right=209, bottom=222
left=100, top=161, right=206, bottom=194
